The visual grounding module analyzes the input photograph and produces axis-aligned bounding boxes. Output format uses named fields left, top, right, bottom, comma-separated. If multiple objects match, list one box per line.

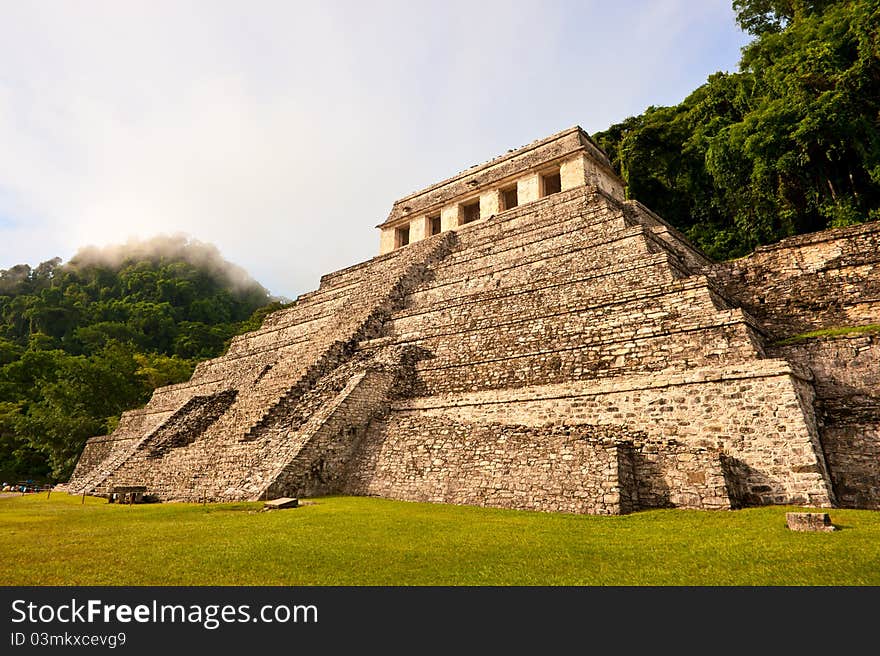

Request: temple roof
left=378, top=126, right=617, bottom=228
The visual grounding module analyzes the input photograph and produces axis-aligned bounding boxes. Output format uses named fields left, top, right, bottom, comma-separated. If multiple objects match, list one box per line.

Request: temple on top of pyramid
left=378, top=127, right=624, bottom=253
left=67, top=126, right=880, bottom=514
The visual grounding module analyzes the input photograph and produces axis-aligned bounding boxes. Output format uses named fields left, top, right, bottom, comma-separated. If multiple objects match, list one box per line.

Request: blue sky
left=0, top=0, right=751, bottom=298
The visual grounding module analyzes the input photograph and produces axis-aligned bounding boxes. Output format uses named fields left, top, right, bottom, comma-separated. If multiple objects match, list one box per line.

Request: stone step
left=402, top=251, right=689, bottom=310
left=410, top=308, right=759, bottom=369
left=256, top=236, right=447, bottom=337
left=226, top=317, right=338, bottom=357
left=434, top=186, right=621, bottom=256
left=439, top=199, right=616, bottom=265
left=259, top=283, right=362, bottom=330
left=391, top=271, right=721, bottom=336
left=413, top=320, right=762, bottom=394
left=430, top=227, right=656, bottom=291
left=316, top=232, right=443, bottom=290
left=434, top=207, right=628, bottom=275
left=238, top=286, right=365, bottom=340
left=196, top=343, right=325, bottom=379
left=391, top=289, right=729, bottom=352
left=285, top=279, right=362, bottom=308
left=430, top=199, right=703, bottom=291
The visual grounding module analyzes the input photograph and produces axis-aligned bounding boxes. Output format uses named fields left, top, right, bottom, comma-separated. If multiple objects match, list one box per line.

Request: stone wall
left=770, top=332, right=880, bottom=399
left=705, top=222, right=880, bottom=339
left=392, top=361, right=834, bottom=508
left=68, top=408, right=172, bottom=490
left=770, top=332, right=880, bottom=509
left=69, top=436, right=117, bottom=484
left=343, top=414, right=731, bottom=514
left=818, top=402, right=880, bottom=509
left=263, top=347, right=416, bottom=499
left=631, top=440, right=730, bottom=510
left=345, top=415, right=639, bottom=514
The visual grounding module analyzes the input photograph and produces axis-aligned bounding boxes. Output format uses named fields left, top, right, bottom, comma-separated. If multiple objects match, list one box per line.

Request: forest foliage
left=0, top=237, right=277, bottom=482
left=594, top=0, right=880, bottom=260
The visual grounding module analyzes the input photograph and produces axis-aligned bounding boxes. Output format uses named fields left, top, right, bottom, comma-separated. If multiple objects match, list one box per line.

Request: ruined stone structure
left=68, top=126, right=880, bottom=514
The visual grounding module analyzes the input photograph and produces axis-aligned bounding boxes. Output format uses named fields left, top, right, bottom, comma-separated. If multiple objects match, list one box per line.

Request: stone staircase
left=68, top=394, right=222, bottom=495
left=235, top=345, right=417, bottom=500
left=70, top=232, right=453, bottom=500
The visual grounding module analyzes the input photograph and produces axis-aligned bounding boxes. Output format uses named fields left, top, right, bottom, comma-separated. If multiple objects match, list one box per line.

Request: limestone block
left=410, top=216, right=429, bottom=243
left=560, top=155, right=587, bottom=191
left=786, top=512, right=836, bottom=532
left=518, top=173, right=540, bottom=204
left=480, top=189, right=501, bottom=219
left=379, top=227, right=396, bottom=255
left=441, top=204, right=462, bottom=231
left=264, top=497, right=299, bottom=510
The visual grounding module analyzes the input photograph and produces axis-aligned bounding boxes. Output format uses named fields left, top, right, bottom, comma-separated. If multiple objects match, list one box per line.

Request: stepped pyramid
left=69, top=127, right=880, bottom=513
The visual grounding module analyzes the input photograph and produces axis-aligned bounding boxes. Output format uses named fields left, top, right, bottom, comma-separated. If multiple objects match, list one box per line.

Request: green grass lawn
left=1, top=493, right=878, bottom=585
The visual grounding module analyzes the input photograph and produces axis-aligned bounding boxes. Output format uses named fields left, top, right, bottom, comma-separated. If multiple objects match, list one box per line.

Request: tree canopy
left=594, top=0, right=880, bottom=260
left=0, top=238, right=277, bottom=482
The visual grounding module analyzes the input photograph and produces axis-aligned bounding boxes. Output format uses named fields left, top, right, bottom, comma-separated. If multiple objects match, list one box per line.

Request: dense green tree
left=733, top=0, right=837, bottom=35
left=595, top=0, right=880, bottom=260
left=0, top=238, right=280, bottom=482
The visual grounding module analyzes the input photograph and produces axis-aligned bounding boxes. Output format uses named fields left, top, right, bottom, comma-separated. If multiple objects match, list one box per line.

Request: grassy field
left=1, top=493, right=878, bottom=585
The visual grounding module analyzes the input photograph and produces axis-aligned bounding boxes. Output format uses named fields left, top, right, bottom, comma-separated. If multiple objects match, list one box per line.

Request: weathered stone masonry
left=69, top=126, right=879, bottom=513
left=770, top=333, right=880, bottom=509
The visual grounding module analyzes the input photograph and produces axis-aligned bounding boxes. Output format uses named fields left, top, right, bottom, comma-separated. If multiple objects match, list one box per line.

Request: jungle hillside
left=594, top=0, right=880, bottom=260
left=0, top=236, right=282, bottom=483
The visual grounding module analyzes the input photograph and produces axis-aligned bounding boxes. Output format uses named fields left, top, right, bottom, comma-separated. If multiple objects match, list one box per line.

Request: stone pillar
left=441, top=204, right=462, bottom=231
left=561, top=155, right=588, bottom=191
left=480, top=189, right=501, bottom=220
left=409, top=216, right=428, bottom=243
left=518, top=173, right=540, bottom=204
left=379, top=227, right=397, bottom=254
left=584, top=157, right=626, bottom=200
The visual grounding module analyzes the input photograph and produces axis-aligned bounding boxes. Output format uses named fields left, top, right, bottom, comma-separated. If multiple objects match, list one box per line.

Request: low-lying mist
left=69, top=233, right=275, bottom=299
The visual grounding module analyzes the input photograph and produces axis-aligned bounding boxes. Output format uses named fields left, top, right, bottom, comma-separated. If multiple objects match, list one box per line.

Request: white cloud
left=0, top=0, right=748, bottom=297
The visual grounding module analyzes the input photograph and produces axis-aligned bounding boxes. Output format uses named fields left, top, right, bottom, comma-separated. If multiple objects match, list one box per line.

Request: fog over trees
left=0, top=236, right=280, bottom=481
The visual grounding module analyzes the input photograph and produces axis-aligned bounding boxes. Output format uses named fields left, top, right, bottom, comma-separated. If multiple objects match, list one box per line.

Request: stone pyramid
left=69, top=127, right=879, bottom=513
